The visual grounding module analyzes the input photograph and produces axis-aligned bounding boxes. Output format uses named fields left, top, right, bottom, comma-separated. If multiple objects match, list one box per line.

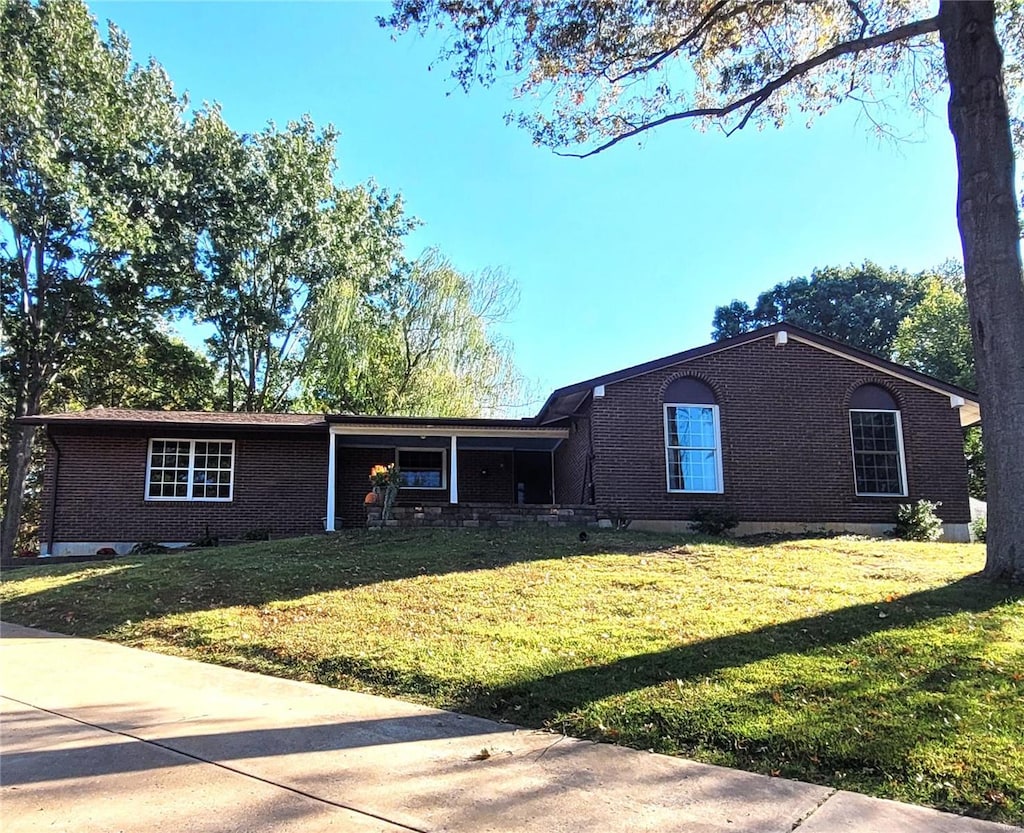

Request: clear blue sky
left=93, top=1, right=965, bottom=411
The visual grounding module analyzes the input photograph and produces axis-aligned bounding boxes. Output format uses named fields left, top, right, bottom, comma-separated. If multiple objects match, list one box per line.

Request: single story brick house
left=24, top=324, right=980, bottom=555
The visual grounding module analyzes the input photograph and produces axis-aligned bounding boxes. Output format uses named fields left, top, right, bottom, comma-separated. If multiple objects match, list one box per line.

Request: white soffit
left=329, top=424, right=569, bottom=439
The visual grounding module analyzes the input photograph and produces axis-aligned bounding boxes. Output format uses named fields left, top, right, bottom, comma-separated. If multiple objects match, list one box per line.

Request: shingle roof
left=19, top=408, right=327, bottom=429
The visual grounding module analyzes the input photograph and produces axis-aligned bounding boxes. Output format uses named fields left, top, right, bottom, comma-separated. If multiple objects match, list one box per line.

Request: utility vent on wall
left=774, top=331, right=789, bottom=346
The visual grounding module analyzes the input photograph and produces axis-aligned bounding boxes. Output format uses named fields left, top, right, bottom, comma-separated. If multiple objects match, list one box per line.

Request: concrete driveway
left=0, top=621, right=1015, bottom=832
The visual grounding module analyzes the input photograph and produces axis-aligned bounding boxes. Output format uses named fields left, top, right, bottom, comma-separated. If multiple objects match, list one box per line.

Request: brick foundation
left=366, top=502, right=604, bottom=529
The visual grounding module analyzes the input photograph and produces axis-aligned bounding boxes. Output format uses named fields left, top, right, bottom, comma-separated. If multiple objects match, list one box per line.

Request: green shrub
left=688, top=508, right=739, bottom=537
left=970, top=515, right=987, bottom=543
left=192, top=524, right=218, bottom=548
left=130, top=540, right=168, bottom=555
left=893, top=500, right=943, bottom=542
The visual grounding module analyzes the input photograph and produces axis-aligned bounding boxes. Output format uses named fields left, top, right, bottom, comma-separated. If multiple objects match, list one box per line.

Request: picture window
left=146, top=439, right=234, bottom=501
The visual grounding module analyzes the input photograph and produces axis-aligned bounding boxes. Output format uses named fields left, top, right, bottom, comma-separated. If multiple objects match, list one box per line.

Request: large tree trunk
left=1, top=389, right=42, bottom=559
left=939, top=1, right=1024, bottom=583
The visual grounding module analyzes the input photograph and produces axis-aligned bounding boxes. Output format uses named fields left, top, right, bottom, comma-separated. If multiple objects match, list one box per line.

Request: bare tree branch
left=847, top=0, right=869, bottom=40
left=605, top=1, right=737, bottom=84
left=556, top=14, right=941, bottom=159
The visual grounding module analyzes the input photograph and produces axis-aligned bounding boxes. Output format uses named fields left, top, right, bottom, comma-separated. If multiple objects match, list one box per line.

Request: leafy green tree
left=893, top=262, right=985, bottom=500
left=46, top=327, right=217, bottom=411
left=384, top=0, right=1024, bottom=583
left=893, top=270, right=974, bottom=390
left=964, top=426, right=986, bottom=501
left=0, top=0, right=190, bottom=558
left=303, top=250, right=526, bottom=417
left=182, top=108, right=412, bottom=412
left=712, top=263, right=923, bottom=356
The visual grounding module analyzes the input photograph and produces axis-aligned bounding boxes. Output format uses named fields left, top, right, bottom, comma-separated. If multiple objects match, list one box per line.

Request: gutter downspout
left=579, top=409, right=596, bottom=506
left=45, top=425, right=61, bottom=557
left=586, top=410, right=595, bottom=505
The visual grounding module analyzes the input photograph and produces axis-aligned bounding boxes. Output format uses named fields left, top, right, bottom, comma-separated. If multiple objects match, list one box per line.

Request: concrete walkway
left=0, top=622, right=1015, bottom=833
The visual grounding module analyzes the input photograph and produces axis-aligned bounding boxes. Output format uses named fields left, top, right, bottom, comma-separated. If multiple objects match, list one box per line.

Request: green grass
left=2, top=529, right=1022, bottom=824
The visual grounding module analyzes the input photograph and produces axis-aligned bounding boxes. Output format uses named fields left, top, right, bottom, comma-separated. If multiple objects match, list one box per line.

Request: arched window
left=849, top=384, right=906, bottom=496
left=664, top=378, right=723, bottom=493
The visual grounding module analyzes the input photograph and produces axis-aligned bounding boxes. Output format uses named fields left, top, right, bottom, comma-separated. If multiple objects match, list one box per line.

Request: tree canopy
left=893, top=266, right=974, bottom=390
left=181, top=108, right=413, bottom=412
left=303, top=250, right=526, bottom=417
left=383, top=1, right=1020, bottom=160
left=0, top=0, right=191, bottom=558
left=46, top=328, right=217, bottom=412
left=712, top=263, right=923, bottom=357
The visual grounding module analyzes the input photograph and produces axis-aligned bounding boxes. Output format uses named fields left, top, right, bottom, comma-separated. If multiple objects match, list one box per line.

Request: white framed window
left=146, top=439, right=235, bottom=502
left=664, top=404, right=723, bottom=493
left=850, top=410, right=907, bottom=497
left=396, top=448, right=446, bottom=490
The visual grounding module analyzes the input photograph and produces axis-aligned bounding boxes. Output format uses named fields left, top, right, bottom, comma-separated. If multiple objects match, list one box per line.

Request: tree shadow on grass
left=448, top=574, right=1021, bottom=734
left=3, top=537, right=1019, bottom=822
left=0, top=527, right=644, bottom=632
left=137, top=570, right=1019, bottom=821
left=441, top=575, right=1022, bottom=822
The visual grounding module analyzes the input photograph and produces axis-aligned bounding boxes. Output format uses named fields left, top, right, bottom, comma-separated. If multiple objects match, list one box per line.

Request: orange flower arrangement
left=369, top=463, right=400, bottom=487
left=368, top=463, right=402, bottom=521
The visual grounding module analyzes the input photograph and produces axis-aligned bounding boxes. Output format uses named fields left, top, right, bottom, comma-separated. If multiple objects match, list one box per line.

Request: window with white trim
left=396, top=448, right=446, bottom=489
left=665, top=404, right=723, bottom=493
left=146, top=439, right=235, bottom=501
left=849, top=410, right=906, bottom=496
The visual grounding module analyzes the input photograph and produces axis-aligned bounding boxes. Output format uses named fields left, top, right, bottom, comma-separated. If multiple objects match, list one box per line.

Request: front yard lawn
left=1, top=528, right=1021, bottom=824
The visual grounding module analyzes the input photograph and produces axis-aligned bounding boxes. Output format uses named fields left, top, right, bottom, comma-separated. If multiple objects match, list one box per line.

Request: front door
left=514, top=451, right=553, bottom=504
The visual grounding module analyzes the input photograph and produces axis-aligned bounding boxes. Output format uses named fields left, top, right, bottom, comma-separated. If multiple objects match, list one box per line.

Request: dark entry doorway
left=514, top=451, right=553, bottom=504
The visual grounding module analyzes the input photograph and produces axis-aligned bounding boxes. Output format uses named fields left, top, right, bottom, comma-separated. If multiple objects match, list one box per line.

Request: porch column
left=550, top=450, right=556, bottom=505
left=449, top=434, right=459, bottom=504
left=326, top=431, right=337, bottom=531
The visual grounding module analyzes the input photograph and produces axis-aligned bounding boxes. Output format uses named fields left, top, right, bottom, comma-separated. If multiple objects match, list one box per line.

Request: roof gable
left=536, top=323, right=980, bottom=426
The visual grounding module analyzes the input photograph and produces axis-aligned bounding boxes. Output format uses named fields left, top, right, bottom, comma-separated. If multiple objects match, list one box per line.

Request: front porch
left=366, top=502, right=604, bottom=529
left=324, top=416, right=576, bottom=530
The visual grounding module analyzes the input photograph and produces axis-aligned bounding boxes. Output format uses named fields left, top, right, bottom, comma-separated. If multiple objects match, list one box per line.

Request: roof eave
left=18, top=415, right=327, bottom=432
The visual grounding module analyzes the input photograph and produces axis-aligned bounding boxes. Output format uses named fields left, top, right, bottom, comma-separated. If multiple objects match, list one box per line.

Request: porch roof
left=328, top=414, right=568, bottom=442
left=335, top=433, right=563, bottom=451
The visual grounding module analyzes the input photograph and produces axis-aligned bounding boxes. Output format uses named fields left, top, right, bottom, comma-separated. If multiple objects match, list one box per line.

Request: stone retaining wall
left=366, top=502, right=605, bottom=529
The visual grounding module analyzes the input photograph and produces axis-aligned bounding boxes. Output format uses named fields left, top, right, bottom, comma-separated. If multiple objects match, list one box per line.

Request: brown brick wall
left=41, top=426, right=328, bottom=545
left=459, top=449, right=516, bottom=503
left=554, top=402, right=593, bottom=505
left=588, top=337, right=970, bottom=525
